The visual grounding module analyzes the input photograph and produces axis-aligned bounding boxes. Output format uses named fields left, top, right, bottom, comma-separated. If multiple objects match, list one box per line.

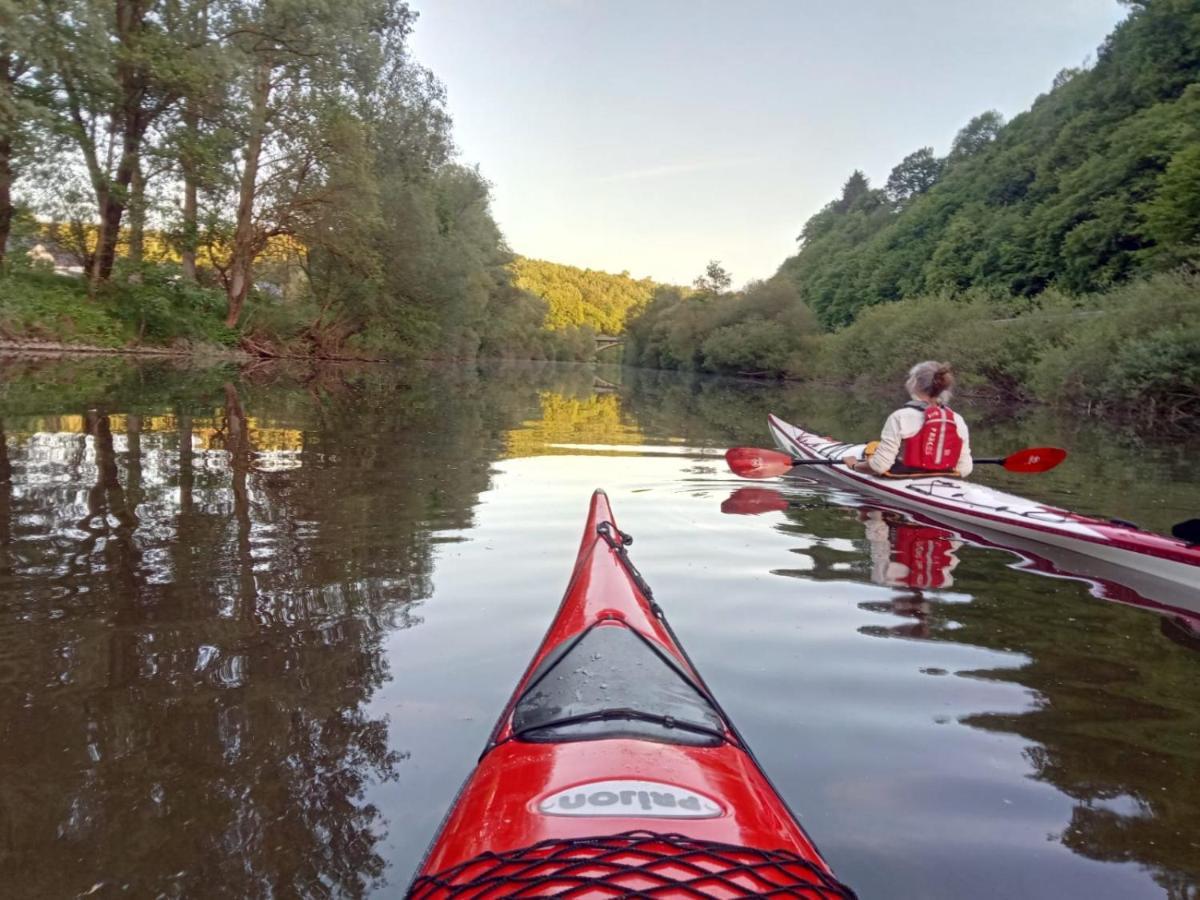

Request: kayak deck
left=409, top=490, right=855, bottom=898
left=768, top=414, right=1200, bottom=590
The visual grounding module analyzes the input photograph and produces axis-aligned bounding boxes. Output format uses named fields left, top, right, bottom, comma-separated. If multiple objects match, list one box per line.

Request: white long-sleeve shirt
left=868, top=405, right=973, bottom=477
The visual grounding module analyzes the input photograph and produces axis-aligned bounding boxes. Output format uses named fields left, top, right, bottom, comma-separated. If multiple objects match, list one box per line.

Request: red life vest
left=892, top=524, right=957, bottom=589
left=899, top=402, right=963, bottom=472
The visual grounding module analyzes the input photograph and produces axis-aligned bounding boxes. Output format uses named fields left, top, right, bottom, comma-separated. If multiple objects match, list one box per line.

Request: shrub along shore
left=622, top=272, right=1200, bottom=428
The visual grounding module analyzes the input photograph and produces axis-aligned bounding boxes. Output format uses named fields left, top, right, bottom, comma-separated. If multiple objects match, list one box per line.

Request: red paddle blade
left=1003, top=447, right=1067, bottom=473
left=721, top=487, right=789, bottom=515
left=725, top=447, right=795, bottom=479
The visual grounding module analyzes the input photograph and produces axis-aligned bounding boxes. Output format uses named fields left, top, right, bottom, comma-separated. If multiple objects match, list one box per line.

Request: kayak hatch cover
left=768, top=414, right=1200, bottom=590
left=408, top=488, right=856, bottom=898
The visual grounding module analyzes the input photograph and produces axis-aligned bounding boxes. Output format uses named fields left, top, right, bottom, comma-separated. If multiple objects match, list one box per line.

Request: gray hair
left=906, top=360, right=955, bottom=403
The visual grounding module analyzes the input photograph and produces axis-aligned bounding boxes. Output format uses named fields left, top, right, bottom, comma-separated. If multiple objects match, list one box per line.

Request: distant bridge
left=595, top=334, right=624, bottom=352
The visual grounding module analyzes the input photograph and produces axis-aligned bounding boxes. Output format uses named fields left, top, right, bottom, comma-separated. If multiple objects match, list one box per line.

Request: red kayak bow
left=409, top=490, right=855, bottom=898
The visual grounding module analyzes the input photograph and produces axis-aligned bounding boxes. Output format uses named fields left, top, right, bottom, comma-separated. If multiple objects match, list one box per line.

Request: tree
left=510, top=257, right=662, bottom=333
left=833, top=169, right=872, bottom=213
left=220, top=0, right=416, bottom=328
left=1141, top=142, right=1200, bottom=250
left=167, top=0, right=235, bottom=284
left=886, top=147, right=943, bottom=204
left=693, top=259, right=732, bottom=293
left=949, top=110, right=1004, bottom=162
left=0, top=0, right=36, bottom=268
left=28, top=0, right=195, bottom=285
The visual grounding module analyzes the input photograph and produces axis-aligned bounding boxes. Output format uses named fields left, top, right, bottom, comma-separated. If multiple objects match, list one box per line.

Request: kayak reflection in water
left=842, top=360, right=974, bottom=477
left=862, top=509, right=962, bottom=590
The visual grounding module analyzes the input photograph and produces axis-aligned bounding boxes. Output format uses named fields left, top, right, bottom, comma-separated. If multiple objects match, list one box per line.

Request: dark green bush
left=1032, top=273, right=1200, bottom=421
left=108, top=267, right=237, bottom=346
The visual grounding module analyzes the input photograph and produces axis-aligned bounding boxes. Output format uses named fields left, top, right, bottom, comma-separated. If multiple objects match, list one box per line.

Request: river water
left=1, top=357, right=1197, bottom=899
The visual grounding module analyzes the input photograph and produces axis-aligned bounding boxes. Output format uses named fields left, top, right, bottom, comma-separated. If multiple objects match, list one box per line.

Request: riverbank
left=0, top=269, right=592, bottom=364
left=623, top=271, right=1200, bottom=430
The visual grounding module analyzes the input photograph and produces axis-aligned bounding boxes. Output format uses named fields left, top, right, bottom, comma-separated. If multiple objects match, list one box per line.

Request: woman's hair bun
left=930, top=365, right=955, bottom=396
left=907, top=360, right=955, bottom=401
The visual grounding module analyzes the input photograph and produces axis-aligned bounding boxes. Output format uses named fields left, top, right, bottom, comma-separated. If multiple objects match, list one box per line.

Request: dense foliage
left=624, top=276, right=817, bottom=376
left=780, top=0, right=1200, bottom=327
left=510, top=257, right=664, bottom=334
left=812, top=272, right=1200, bottom=423
left=0, top=0, right=590, bottom=361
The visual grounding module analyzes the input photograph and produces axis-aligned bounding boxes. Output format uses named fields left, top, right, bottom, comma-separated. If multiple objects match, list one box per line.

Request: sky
left=409, top=0, right=1128, bottom=286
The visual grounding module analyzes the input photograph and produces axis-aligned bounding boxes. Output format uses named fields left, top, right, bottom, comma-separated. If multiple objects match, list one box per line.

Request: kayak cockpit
left=509, top=620, right=726, bottom=746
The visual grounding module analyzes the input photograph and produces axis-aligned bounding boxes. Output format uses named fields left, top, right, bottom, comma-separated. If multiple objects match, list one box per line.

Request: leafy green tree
left=0, top=0, right=38, bottom=269
left=948, top=110, right=1004, bottom=163
left=693, top=259, right=732, bottom=293
left=1141, top=142, right=1200, bottom=253
left=886, top=147, right=943, bottom=205
left=511, top=257, right=663, bottom=333
left=25, top=0, right=201, bottom=284
left=220, top=0, right=414, bottom=327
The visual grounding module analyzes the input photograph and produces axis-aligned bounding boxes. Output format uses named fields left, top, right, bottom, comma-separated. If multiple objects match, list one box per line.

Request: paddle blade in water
left=721, top=487, right=789, bottom=515
left=725, top=447, right=796, bottom=479
left=1003, top=447, right=1067, bottom=473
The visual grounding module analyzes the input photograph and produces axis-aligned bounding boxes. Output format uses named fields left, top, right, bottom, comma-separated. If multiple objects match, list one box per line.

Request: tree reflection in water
left=0, top=362, right=579, bottom=897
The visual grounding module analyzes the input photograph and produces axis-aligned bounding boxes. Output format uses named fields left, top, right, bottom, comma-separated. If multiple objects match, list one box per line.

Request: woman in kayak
left=842, top=360, right=973, bottom=477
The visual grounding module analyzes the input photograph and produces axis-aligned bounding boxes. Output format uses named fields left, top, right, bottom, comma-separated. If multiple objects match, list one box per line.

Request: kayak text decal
left=537, top=779, right=723, bottom=818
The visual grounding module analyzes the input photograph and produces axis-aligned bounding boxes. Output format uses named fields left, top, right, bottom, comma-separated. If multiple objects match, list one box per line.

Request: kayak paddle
left=725, top=446, right=1067, bottom=479
left=1173, top=518, right=1200, bottom=545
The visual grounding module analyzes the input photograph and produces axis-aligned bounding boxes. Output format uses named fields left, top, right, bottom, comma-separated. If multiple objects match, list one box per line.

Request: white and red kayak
left=768, top=414, right=1200, bottom=590
left=409, top=489, right=855, bottom=898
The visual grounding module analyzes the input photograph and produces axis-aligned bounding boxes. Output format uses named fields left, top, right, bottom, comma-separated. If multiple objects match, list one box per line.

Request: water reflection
left=1, top=357, right=1198, bottom=898
left=740, top=481, right=1200, bottom=895
left=0, top=363, right=566, bottom=896
left=860, top=510, right=962, bottom=591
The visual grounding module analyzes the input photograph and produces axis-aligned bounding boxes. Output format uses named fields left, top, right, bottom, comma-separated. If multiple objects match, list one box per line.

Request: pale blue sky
left=410, top=1, right=1127, bottom=286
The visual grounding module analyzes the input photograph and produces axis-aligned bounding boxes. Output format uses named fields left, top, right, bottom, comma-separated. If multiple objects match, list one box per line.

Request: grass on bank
left=0, top=268, right=236, bottom=348
left=0, top=265, right=600, bottom=363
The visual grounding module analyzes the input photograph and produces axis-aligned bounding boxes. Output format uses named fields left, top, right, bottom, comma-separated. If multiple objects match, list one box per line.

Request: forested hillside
left=510, top=257, right=664, bottom=333
left=624, top=0, right=1200, bottom=425
left=0, top=0, right=591, bottom=361
left=781, top=0, right=1200, bottom=327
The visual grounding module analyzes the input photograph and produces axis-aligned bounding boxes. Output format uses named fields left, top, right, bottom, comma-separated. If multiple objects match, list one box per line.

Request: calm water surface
left=1, top=357, right=1198, bottom=899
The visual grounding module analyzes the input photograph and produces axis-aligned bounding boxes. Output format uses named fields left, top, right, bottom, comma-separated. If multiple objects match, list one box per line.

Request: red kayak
left=409, top=490, right=856, bottom=898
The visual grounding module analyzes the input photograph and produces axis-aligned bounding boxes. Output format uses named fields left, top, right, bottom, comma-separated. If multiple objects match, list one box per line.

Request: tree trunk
left=92, top=118, right=140, bottom=283
left=90, top=0, right=155, bottom=284
left=0, top=418, right=12, bottom=577
left=180, top=101, right=199, bottom=282
left=0, top=50, right=14, bottom=270
left=127, top=161, right=145, bottom=282
left=0, top=130, right=11, bottom=271
left=225, top=58, right=272, bottom=329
